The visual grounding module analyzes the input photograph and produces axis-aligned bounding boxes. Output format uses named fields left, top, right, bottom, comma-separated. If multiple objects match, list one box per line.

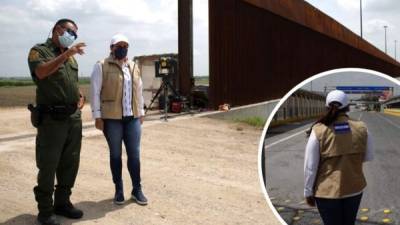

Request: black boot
left=54, top=202, right=83, bottom=219
left=131, top=188, right=148, bottom=205
left=37, top=214, right=60, bottom=225
left=114, top=182, right=125, bottom=205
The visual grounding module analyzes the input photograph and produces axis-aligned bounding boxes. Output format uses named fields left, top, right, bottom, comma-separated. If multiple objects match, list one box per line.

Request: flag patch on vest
left=333, top=122, right=351, bottom=134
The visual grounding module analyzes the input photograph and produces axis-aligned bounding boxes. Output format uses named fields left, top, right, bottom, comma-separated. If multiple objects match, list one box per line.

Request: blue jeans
left=315, top=193, right=363, bottom=225
left=103, top=117, right=142, bottom=191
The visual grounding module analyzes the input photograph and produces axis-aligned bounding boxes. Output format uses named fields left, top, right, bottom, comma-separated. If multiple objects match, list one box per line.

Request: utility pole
left=360, top=0, right=363, bottom=38
left=384, top=25, right=388, bottom=54
left=395, top=40, right=397, bottom=60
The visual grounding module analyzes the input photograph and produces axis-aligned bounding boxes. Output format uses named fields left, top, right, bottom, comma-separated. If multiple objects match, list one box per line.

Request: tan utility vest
left=99, top=56, right=141, bottom=119
left=312, top=113, right=368, bottom=198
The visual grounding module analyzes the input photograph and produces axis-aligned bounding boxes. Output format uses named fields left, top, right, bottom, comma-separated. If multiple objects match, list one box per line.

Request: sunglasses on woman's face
left=61, top=26, right=78, bottom=39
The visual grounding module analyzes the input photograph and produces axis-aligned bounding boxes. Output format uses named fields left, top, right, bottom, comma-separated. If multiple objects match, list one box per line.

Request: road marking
left=277, top=207, right=285, bottom=212
left=384, top=209, right=392, bottom=214
left=376, top=113, right=400, bottom=130
left=265, top=128, right=309, bottom=149
left=0, top=115, right=204, bottom=153
left=358, top=112, right=363, bottom=120
left=311, top=219, right=321, bottom=224
left=0, top=113, right=206, bottom=145
left=382, top=218, right=392, bottom=224
left=361, top=208, right=369, bottom=213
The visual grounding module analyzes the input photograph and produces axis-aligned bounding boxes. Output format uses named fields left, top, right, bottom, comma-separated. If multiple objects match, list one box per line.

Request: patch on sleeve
left=68, top=56, right=77, bottom=65
left=28, top=49, right=40, bottom=61
left=334, top=122, right=351, bottom=134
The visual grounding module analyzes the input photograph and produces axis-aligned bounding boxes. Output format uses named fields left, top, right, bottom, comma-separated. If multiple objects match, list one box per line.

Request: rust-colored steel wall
left=209, top=0, right=400, bottom=108
left=178, top=0, right=193, bottom=97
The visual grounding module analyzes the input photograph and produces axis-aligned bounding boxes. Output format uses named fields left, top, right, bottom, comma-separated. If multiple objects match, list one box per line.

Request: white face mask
left=58, top=30, right=75, bottom=48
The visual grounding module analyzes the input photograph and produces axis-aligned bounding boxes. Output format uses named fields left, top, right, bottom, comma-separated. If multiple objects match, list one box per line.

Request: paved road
left=264, top=111, right=400, bottom=225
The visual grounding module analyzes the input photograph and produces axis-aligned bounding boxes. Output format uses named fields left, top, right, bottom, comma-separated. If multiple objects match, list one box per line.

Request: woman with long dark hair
left=304, top=90, right=373, bottom=225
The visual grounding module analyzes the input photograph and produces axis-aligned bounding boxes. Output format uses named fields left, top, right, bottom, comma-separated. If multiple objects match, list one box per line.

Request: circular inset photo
left=259, top=68, right=400, bottom=225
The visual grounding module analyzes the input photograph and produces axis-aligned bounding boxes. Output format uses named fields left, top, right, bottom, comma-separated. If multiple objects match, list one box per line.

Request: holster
left=27, top=104, right=42, bottom=128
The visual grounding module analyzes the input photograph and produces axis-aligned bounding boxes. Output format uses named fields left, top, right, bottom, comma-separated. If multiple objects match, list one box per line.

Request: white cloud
left=97, top=0, right=177, bottom=25
left=336, top=0, right=360, bottom=11
left=27, top=0, right=177, bottom=25
left=336, top=0, right=400, bottom=16
left=307, top=0, right=399, bottom=59
left=365, top=19, right=394, bottom=34
left=193, top=1, right=208, bottom=76
left=0, top=0, right=210, bottom=77
left=193, top=0, right=208, bottom=25
left=3, top=0, right=397, bottom=77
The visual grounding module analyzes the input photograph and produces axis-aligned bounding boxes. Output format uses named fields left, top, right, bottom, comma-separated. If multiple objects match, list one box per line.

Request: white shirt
left=304, top=128, right=373, bottom=198
left=90, top=62, right=145, bottom=119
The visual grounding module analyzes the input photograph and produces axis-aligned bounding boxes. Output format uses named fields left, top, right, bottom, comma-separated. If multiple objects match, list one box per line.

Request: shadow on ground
left=0, top=198, right=137, bottom=225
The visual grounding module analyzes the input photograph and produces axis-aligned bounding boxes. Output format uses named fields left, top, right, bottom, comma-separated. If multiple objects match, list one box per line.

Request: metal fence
left=272, top=89, right=325, bottom=124
left=208, top=0, right=400, bottom=108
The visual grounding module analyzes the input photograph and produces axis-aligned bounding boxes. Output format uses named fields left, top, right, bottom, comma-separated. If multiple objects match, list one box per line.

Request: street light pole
left=384, top=25, right=388, bottom=54
left=395, top=40, right=398, bottom=61
left=360, top=0, right=363, bottom=38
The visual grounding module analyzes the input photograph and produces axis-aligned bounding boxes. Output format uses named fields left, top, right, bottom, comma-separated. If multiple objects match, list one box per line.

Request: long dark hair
left=306, top=102, right=349, bottom=136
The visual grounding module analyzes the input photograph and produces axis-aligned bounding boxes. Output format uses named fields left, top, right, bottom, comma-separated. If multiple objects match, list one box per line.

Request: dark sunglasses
left=61, top=26, right=78, bottom=39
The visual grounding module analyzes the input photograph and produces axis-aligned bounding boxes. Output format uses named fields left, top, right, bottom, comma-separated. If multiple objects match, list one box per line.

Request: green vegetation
left=0, top=78, right=34, bottom=87
left=235, top=116, right=266, bottom=128
left=78, top=77, right=91, bottom=85
left=0, top=77, right=91, bottom=87
left=194, top=76, right=209, bottom=86
left=0, top=76, right=206, bottom=87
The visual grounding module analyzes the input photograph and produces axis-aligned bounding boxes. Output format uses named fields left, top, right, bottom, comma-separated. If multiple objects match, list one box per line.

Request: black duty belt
left=38, top=104, right=77, bottom=115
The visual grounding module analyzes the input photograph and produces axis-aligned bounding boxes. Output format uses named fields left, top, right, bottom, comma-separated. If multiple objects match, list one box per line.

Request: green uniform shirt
left=28, top=38, right=80, bottom=105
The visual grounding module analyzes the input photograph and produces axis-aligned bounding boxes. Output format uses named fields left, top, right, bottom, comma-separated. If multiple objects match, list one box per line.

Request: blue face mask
left=58, top=31, right=75, bottom=48
left=114, top=47, right=128, bottom=60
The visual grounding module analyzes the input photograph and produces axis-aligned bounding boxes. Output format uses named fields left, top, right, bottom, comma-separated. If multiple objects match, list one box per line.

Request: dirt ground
left=0, top=106, right=280, bottom=225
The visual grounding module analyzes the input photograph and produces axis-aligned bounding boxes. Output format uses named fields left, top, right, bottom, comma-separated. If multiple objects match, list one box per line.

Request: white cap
left=110, top=33, right=129, bottom=46
left=326, top=90, right=349, bottom=109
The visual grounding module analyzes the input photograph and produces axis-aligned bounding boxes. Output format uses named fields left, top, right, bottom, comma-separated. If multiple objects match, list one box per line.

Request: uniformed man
left=304, top=90, right=373, bottom=225
left=27, top=18, right=86, bottom=225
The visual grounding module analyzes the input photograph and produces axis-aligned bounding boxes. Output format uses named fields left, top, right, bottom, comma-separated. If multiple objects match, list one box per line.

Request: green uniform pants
left=34, top=111, right=82, bottom=217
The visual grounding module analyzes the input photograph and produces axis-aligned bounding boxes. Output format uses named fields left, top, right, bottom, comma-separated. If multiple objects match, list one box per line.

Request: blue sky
left=0, top=0, right=398, bottom=78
